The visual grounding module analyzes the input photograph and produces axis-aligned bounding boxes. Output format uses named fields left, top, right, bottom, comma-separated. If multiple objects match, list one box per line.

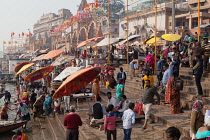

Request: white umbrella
left=54, top=67, right=83, bottom=81
left=121, top=35, right=141, bottom=44
left=96, top=38, right=120, bottom=47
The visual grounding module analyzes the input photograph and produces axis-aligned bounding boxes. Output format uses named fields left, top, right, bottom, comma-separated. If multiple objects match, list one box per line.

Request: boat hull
left=0, top=121, right=27, bottom=133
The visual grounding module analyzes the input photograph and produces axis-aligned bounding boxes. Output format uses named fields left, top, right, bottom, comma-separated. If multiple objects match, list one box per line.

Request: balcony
left=188, top=0, right=205, bottom=4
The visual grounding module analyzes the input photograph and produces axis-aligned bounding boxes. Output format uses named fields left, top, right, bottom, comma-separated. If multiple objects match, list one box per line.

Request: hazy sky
left=0, top=0, right=92, bottom=51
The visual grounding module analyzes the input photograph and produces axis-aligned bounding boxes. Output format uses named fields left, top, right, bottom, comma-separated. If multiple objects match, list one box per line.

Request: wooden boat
left=0, top=121, right=27, bottom=133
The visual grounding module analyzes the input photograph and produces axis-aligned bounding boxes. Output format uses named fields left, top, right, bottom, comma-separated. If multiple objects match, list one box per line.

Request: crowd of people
left=1, top=32, right=210, bottom=140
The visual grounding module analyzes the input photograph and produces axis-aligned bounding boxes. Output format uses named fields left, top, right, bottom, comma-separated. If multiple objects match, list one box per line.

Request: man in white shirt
left=107, top=92, right=117, bottom=108
left=122, top=102, right=135, bottom=140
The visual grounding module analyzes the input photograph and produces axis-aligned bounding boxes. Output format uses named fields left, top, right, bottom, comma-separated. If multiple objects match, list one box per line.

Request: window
left=192, top=3, right=197, bottom=7
left=182, top=22, right=185, bottom=26
left=201, top=2, right=205, bottom=6
left=111, top=20, right=115, bottom=23
left=169, top=22, right=172, bottom=26
left=176, top=22, right=181, bottom=26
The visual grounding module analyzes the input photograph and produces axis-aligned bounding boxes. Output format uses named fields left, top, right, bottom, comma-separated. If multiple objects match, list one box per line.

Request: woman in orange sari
left=165, top=72, right=180, bottom=114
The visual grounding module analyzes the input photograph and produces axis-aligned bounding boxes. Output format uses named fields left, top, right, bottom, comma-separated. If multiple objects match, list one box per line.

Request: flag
left=3, top=41, right=6, bottom=44
left=19, top=34, right=20, bottom=37
left=26, top=34, right=29, bottom=37
left=14, top=41, right=18, bottom=43
left=8, top=41, right=11, bottom=44
left=22, top=32, right=25, bottom=36
left=29, top=32, right=33, bottom=36
left=11, top=32, right=15, bottom=37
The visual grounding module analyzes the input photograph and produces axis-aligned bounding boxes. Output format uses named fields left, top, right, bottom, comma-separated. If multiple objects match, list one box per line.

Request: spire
left=78, top=0, right=87, bottom=11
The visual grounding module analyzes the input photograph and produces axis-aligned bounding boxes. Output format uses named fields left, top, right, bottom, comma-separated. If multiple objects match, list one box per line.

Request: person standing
left=165, top=72, right=181, bottom=114
left=193, top=55, right=204, bottom=96
left=116, top=79, right=125, bottom=103
left=142, top=80, right=160, bottom=130
left=156, top=56, right=166, bottom=86
left=104, top=104, right=117, bottom=140
left=0, top=102, right=12, bottom=120
left=4, top=90, right=11, bottom=103
left=122, top=102, right=135, bottom=140
left=64, top=95, right=71, bottom=113
left=162, top=63, right=172, bottom=94
left=64, top=106, right=82, bottom=140
left=117, top=67, right=127, bottom=83
left=92, top=78, right=100, bottom=98
left=202, top=37, right=210, bottom=72
left=190, top=100, right=204, bottom=139
left=171, top=52, right=180, bottom=77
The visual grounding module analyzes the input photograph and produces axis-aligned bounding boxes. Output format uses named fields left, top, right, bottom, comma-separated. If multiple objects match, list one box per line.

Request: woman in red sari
left=165, top=72, right=180, bottom=114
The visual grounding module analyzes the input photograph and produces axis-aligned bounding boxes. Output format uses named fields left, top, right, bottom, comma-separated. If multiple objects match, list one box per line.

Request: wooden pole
left=108, top=0, right=111, bottom=64
left=198, top=0, right=201, bottom=42
left=126, top=0, right=129, bottom=65
left=154, top=0, right=157, bottom=74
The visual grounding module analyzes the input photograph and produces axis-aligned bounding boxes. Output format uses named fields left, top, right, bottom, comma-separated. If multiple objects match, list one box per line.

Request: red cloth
left=104, top=111, right=116, bottom=131
left=64, top=113, right=82, bottom=129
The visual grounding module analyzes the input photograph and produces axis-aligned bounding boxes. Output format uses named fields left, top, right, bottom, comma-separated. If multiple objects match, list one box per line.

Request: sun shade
left=16, top=63, right=35, bottom=75
left=53, top=67, right=101, bottom=99
left=14, top=62, right=30, bottom=72
left=24, top=66, right=54, bottom=82
left=42, top=49, right=64, bottom=60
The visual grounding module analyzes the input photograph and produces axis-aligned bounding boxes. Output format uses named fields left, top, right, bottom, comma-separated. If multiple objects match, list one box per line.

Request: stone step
left=47, top=116, right=66, bottom=140
left=38, top=118, right=54, bottom=140
left=149, top=105, right=191, bottom=138
left=100, top=87, right=191, bottom=139
left=56, top=114, right=87, bottom=140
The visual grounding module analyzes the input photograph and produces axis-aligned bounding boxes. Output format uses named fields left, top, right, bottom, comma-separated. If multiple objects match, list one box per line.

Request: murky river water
left=0, top=83, right=20, bottom=139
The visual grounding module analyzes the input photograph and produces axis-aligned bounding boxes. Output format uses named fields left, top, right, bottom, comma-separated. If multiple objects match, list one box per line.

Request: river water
left=0, top=83, right=21, bottom=139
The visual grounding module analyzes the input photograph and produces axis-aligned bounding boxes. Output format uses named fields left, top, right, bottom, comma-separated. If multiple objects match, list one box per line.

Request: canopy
left=16, top=63, right=35, bottom=75
left=24, top=66, right=54, bottom=82
left=14, top=62, right=30, bottom=72
left=121, top=35, right=141, bottom=44
left=40, top=48, right=49, bottom=53
left=53, top=67, right=101, bottom=98
left=77, top=36, right=104, bottom=48
left=42, top=49, right=64, bottom=60
left=54, top=67, right=83, bottom=81
left=162, top=34, right=181, bottom=41
left=33, top=49, right=40, bottom=54
left=146, top=37, right=160, bottom=44
left=32, top=53, right=47, bottom=61
left=96, top=38, right=119, bottom=47
left=51, top=56, right=75, bottom=66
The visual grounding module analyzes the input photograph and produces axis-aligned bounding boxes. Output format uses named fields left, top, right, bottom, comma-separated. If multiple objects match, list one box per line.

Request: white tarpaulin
left=96, top=38, right=119, bottom=47
left=54, top=67, right=83, bottom=81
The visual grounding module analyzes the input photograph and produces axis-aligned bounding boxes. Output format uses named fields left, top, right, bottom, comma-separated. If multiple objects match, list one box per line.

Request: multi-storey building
left=32, top=9, right=73, bottom=51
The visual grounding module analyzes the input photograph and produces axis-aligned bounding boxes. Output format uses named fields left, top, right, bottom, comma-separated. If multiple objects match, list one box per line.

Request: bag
left=133, top=102, right=144, bottom=115
left=173, top=77, right=184, bottom=91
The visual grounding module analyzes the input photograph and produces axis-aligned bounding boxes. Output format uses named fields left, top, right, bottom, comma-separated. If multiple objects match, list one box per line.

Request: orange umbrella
left=16, top=63, right=35, bottom=75
left=24, top=66, right=54, bottom=82
left=14, top=62, right=30, bottom=72
left=42, top=49, right=64, bottom=60
left=77, top=36, right=104, bottom=48
left=53, top=67, right=101, bottom=99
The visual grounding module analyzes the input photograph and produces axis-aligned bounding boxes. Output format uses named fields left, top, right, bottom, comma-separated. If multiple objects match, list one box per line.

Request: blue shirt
left=196, top=129, right=210, bottom=139
left=156, top=59, right=165, bottom=71
left=162, top=68, right=172, bottom=84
